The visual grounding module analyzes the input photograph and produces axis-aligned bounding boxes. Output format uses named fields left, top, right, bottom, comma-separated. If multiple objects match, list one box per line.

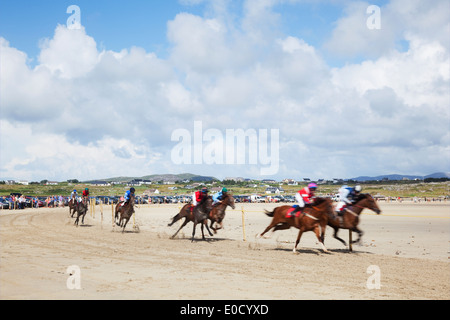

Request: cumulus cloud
left=0, top=0, right=449, bottom=181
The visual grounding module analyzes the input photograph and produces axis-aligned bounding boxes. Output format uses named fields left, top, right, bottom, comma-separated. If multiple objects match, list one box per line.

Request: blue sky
left=1, top=0, right=390, bottom=65
left=0, top=0, right=194, bottom=61
left=0, top=0, right=449, bottom=181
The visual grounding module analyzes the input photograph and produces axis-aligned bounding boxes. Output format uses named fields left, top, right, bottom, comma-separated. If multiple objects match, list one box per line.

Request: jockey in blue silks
left=212, top=187, right=228, bottom=205
left=121, top=187, right=135, bottom=206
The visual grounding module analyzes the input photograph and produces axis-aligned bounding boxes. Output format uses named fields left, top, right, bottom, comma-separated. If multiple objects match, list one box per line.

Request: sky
left=0, top=0, right=449, bottom=182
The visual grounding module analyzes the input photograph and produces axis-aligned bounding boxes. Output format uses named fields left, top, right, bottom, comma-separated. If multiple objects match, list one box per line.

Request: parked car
left=0, top=198, right=10, bottom=209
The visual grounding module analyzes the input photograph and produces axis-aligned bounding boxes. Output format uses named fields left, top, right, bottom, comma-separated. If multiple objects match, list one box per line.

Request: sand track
left=1, top=202, right=449, bottom=300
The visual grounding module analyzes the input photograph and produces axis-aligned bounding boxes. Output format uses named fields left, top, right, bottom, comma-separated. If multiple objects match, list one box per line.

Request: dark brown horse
left=257, top=197, right=334, bottom=253
left=191, top=196, right=214, bottom=242
left=328, top=193, right=381, bottom=247
left=209, top=193, right=235, bottom=233
left=168, top=196, right=214, bottom=241
left=115, top=195, right=135, bottom=232
left=68, top=198, right=77, bottom=217
left=74, top=197, right=88, bottom=226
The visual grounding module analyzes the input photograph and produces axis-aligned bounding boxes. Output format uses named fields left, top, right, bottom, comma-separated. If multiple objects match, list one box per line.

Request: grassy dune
left=1, top=181, right=449, bottom=199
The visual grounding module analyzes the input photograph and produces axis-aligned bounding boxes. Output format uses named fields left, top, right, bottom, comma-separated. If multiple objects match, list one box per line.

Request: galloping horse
left=258, top=197, right=334, bottom=253
left=168, top=196, right=214, bottom=241
left=208, top=193, right=235, bottom=233
left=328, top=193, right=381, bottom=247
left=68, top=198, right=77, bottom=217
left=74, top=197, right=88, bottom=226
left=115, top=195, right=135, bottom=232
left=191, top=196, right=214, bottom=242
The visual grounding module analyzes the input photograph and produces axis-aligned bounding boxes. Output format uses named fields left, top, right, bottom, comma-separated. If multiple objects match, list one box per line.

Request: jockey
left=121, top=187, right=135, bottom=206
left=82, top=188, right=89, bottom=203
left=336, top=185, right=362, bottom=214
left=192, top=187, right=208, bottom=206
left=71, top=189, right=78, bottom=203
left=290, top=183, right=317, bottom=217
left=212, top=187, right=228, bottom=205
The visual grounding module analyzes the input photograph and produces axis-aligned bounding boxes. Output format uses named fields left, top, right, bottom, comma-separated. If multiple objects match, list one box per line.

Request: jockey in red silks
left=289, top=183, right=318, bottom=217
left=192, top=187, right=208, bottom=206
left=82, top=188, right=90, bottom=203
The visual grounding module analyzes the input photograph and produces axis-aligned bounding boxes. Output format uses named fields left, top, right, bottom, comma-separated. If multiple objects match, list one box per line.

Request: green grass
left=1, top=181, right=449, bottom=199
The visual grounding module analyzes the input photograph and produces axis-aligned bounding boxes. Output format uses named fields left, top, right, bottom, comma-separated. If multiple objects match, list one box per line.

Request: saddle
left=285, top=205, right=301, bottom=218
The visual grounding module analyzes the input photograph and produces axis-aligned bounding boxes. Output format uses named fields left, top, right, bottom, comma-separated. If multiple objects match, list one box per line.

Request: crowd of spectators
left=0, top=195, right=68, bottom=210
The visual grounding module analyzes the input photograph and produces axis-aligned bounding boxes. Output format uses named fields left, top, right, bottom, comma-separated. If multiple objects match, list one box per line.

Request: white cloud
left=0, top=0, right=449, bottom=181
left=38, top=25, right=100, bottom=79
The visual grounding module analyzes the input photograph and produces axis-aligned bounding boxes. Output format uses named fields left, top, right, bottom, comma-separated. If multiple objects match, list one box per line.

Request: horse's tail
left=168, top=213, right=180, bottom=226
left=264, top=209, right=274, bottom=217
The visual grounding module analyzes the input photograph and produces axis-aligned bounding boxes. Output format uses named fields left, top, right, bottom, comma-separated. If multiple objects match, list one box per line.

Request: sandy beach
left=1, top=201, right=449, bottom=300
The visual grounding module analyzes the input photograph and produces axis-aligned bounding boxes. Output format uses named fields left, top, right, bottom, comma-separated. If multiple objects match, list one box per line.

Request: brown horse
left=328, top=193, right=381, bottom=247
left=168, top=196, right=214, bottom=241
left=209, top=193, right=235, bottom=233
left=74, top=197, right=88, bottom=226
left=68, top=198, right=77, bottom=217
left=115, top=195, right=135, bottom=232
left=258, top=197, right=334, bottom=253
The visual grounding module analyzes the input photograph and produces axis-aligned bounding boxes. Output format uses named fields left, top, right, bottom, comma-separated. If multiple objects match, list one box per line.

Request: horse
left=191, top=196, right=214, bottom=242
left=74, top=197, right=88, bottom=226
left=257, top=197, right=334, bottom=253
left=167, top=196, right=214, bottom=241
left=115, top=195, right=135, bottom=232
left=328, top=193, right=381, bottom=247
left=68, top=198, right=77, bottom=217
left=208, top=193, right=235, bottom=233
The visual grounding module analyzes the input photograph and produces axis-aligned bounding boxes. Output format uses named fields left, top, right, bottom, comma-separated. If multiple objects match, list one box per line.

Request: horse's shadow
left=272, top=247, right=322, bottom=255
left=326, top=247, right=375, bottom=255
left=171, top=236, right=233, bottom=243
left=76, top=224, right=94, bottom=228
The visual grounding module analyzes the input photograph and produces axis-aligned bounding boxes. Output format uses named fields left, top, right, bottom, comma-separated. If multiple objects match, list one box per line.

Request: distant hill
left=87, top=173, right=217, bottom=183
left=351, top=172, right=450, bottom=182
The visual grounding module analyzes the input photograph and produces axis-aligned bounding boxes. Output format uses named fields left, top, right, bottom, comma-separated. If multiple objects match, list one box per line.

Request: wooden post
left=100, top=200, right=103, bottom=228
left=112, top=203, right=115, bottom=229
left=241, top=206, right=246, bottom=242
left=349, top=230, right=353, bottom=252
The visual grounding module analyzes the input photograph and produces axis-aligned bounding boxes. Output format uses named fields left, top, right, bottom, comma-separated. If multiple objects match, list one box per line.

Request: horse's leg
left=258, top=219, right=280, bottom=238
left=122, top=217, right=130, bottom=233
left=115, top=207, right=120, bottom=225
left=200, top=222, right=206, bottom=240
left=333, top=227, right=347, bottom=246
left=351, top=227, right=364, bottom=244
left=204, top=221, right=213, bottom=237
left=81, top=211, right=86, bottom=225
left=314, top=225, right=328, bottom=253
left=293, top=229, right=304, bottom=253
left=191, top=222, right=197, bottom=242
left=209, top=220, right=217, bottom=234
left=171, top=218, right=189, bottom=239
left=320, top=221, right=326, bottom=243
left=273, top=223, right=291, bottom=232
